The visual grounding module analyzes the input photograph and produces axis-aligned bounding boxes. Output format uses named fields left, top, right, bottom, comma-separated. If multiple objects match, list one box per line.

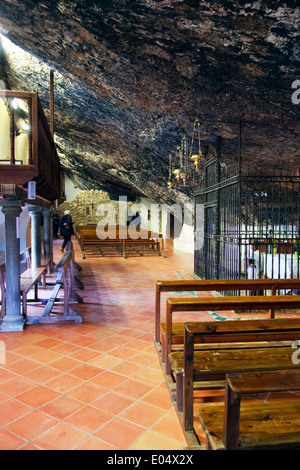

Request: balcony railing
left=0, top=90, right=63, bottom=202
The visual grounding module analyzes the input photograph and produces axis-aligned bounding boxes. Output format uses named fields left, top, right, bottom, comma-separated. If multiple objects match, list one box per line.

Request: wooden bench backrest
left=79, top=226, right=158, bottom=240
left=227, top=370, right=300, bottom=395
left=157, top=278, right=300, bottom=292
left=167, top=294, right=300, bottom=312
left=56, top=251, right=72, bottom=273
left=185, top=318, right=300, bottom=344
left=182, top=318, right=300, bottom=432
left=19, top=248, right=31, bottom=268
left=222, top=370, right=300, bottom=450
left=155, top=278, right=300, bottom=345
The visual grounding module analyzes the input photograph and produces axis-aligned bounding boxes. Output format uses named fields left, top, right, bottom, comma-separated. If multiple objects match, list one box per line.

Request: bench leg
left=223, top=381, right=241, bottom=450
left=206, top=437, right=213, bottom=450
left=176, top=373, right=183, bottom=412
left=161, top=334, right=165, bottom=363
left=34, top=282, right=39, bottom=300
left=22, top=293, right=27, bottom=317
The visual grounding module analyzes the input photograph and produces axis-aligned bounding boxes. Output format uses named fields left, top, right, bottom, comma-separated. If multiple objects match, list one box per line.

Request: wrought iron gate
left=194, top=136, right=300, bottom=285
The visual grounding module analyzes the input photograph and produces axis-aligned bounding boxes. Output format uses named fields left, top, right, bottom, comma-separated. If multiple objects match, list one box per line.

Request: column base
left=0, top=316, right=26, bottom=332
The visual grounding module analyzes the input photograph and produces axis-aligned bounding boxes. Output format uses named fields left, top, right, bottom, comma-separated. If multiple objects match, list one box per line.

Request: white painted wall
left=64, top=174, right=81, bottom=202
left=173, top=223, right=194, bottom=254
left=135, top=197, right=195, bottom=253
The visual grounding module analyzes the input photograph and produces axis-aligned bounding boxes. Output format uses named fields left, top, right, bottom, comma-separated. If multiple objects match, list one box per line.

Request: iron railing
left=0, top=90, right=62, bottom=202
left=194, top=130, right=300, bottom=291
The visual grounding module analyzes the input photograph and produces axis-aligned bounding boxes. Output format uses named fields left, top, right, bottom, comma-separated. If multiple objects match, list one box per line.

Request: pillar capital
left=28, top=205, right=43, bottom=214
left=0, top=200, right=23, bottom=217
left=42, top=207, right=52, bottom=214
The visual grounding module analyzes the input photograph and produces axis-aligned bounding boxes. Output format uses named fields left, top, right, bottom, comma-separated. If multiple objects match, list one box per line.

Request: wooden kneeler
left=27, top=251, right=82, bottom=324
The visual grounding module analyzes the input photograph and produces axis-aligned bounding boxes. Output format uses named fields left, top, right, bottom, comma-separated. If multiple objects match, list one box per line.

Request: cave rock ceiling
left=0, top=0, right=299, bottom=204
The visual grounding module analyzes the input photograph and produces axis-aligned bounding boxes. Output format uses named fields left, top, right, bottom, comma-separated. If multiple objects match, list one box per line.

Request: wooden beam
left=50, top=70, right=54, bottom=138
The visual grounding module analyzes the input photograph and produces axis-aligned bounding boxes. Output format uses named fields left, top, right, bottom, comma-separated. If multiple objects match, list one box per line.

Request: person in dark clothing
left=59, top=210, right=74, bottom=251
left=130, top=211, right=141, bottom=228
left=53, top=210, right=61, bottom=239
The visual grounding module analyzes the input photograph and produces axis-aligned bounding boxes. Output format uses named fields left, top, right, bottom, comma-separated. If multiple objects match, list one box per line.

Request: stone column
left=49, top=208, right=54, bottom=256
left=43, top=208, right=51, bottom=255
left=29, top=206, right=42, bottom=268
left=0, top=200, right=25, bottom=332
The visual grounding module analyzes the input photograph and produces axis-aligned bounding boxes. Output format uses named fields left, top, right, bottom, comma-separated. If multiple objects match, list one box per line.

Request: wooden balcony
left=0, top=90, right=63, bottom=202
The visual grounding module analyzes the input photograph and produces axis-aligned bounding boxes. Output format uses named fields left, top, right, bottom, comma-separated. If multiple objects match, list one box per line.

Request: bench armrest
left=223, top=370, right=300, bottom=450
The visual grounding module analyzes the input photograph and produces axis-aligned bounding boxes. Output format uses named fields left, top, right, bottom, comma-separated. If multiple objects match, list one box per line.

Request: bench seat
left=171, top=345, right=297, bottom=381
left=198, top=399, right=300, bottom=450
left=166, top=318, right=300, bottom=448
left=198, top=370, right=300, bottom=450
left=170, top=344, right=297, bottom=411
left=20, top=267, right=47, bottom=315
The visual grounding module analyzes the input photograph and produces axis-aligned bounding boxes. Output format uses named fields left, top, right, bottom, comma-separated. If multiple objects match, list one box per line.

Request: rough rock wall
left=0, top=0, right=299, bottom=206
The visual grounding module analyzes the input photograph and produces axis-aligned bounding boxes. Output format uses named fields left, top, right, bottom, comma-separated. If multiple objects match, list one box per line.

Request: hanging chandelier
left=189, top=118, right=203, bottom=172
left=167, top=154, right=174, bottom=189
left=168, top=136, right=190, bottom=189
left=167, top=118, right=203, bottom=190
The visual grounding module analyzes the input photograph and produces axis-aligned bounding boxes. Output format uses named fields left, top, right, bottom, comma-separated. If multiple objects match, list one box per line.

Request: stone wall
left=58, top=189, right=135, bottom=229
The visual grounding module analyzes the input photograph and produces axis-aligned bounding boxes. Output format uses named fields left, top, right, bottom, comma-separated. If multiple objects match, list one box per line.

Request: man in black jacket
left=59, top=210, right=74, bottom=251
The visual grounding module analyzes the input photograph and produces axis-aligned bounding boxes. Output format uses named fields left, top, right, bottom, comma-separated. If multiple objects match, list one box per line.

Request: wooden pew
left=0, top=250, right=51, bottom=319
left=20, top=266, right=47, bottom=316
left=198, top=370, right=300, bottom=450
left=77, top=229, right=122, bottom=259
left=76, top=224, right=164, bottom=259
left=26, top=250, right=82, bottom=324
left=23, top=247, right=53, bottom=278
left=63, top=241, right=84, bottom=292
left=169, top=318, right=300, bottom=447
left=156, top=278, right=300, bottom=370
left=19, top=249, right=47, bottom=316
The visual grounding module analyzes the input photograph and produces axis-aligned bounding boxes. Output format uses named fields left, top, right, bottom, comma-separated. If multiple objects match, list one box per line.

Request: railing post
left=8, top=99, right=15, bottom=165
left=28, top=97, right=33, bottom=165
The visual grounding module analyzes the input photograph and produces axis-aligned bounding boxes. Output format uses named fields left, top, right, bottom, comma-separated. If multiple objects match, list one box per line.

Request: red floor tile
left=0, top=399, right=31, bottom=426
left=0, top=239, right=193, bottom=450
left=66, top=382, right=107, bottom=403
left=0, top=376, right=36, bottom=397
left=0, top=428, right=26, bottom=450
left=40, top=395, right=84, bottom=420
left=32, top=422, right=88, bottom=450
left=64, top=405, right=113, bottom=433
left=114, top=378, right=153, bottom=399
left=16, top=385, right=60, bottom=408
left=5, top=410, right=59, bottom=442
left=93, top=417, right=145, bottom=449
left=74, top=436, right=118, bottom=450
left=92, top=390, right=135, bottom=415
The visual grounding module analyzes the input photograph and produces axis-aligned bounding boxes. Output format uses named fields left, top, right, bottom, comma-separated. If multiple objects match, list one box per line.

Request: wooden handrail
left=0, top=90, right=61, bottom=200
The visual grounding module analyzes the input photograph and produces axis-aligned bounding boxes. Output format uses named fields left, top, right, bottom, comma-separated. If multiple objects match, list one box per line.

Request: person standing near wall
left=59, top=210, right=74, bottom=251
left=53, top=210, right=61, bottom=239
left=247, top=240, right=264, bottom=295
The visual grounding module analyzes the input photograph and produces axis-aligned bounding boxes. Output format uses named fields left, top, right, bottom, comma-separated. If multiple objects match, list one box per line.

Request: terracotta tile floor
left=0, top=237, right=202, bottom=450
left=2, top=238, right=299, bottom=450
